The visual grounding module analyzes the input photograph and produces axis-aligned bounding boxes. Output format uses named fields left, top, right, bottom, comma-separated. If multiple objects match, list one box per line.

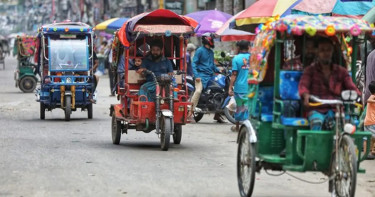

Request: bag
left=226, top=96, right=236, bottom=112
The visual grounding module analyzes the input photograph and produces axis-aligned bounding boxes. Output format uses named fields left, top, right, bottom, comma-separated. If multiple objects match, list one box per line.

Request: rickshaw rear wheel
left=237, top=126, right=256, bottom=197
left=40, top=102, right=45, bottom=120
left=19, top=76, right=37, bottom=93
left=329, top=135, right=357, bottom=197
left=160, top=116, right=172, bottom=151
left=64, top=96, right=71, bottom=121
left=173, top=124, right=182, bottom=144
left=111, top=111, right=121, bottom=145
left=193, top=112, right=204, bottom=123
left=87, top=104, right=93, bottom=119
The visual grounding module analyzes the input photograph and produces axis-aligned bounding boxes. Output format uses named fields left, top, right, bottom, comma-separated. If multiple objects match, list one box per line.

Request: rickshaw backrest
left=128, top=70, right=146, bottom=84
left=256, top=86, right=274, bottom=122
left=279, top=71, right=303, bottom=100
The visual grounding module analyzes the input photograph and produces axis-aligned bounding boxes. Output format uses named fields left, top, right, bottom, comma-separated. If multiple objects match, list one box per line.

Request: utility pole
left=216, top=0, right=223, bottom=11
left=159, top=0, right=164, bottom=9
left=223, top=0, right=233, bottom=15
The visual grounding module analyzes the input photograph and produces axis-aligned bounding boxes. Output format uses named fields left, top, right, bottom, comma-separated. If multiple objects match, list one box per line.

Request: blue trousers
left=139, top=82, right=156, bottom=102
left=308, top=110, right=335, bottom=130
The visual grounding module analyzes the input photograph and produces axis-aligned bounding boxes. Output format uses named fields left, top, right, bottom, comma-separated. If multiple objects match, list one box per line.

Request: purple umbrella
left=186, top=10, right=232, bottom=36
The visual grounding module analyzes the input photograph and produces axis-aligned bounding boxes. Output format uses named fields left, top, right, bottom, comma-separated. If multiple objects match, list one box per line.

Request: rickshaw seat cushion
left=279, top=71, right=303, bottom=100
left=281, top=117, right=309, bottom=126
left=256, top=86, right=274, bottom=114
left=261, top=114, right=273, bottom=122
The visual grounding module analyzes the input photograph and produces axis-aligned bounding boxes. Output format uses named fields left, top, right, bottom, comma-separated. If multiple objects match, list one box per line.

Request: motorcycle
left=187, top=53, right=236, bottom=123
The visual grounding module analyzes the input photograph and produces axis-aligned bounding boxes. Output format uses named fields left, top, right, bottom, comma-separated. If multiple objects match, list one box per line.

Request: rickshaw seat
left=128, top=70, right=146, bottom=84
left=257, top=86, right=274, bottom=122
left=274, top=71, right=309, bottom=127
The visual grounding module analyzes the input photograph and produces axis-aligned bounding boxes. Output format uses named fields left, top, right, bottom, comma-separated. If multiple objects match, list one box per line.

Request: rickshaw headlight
left=341, top=90, right=357, bottom=101
left=160, top=99, right=165, bottom=104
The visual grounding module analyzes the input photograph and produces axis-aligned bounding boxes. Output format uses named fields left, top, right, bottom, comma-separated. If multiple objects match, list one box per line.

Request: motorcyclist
left=188, top=33, right=225, bottom=123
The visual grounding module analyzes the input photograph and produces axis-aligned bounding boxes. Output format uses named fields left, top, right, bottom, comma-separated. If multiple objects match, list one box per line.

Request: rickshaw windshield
left=48, top=37, right=89, bottom=71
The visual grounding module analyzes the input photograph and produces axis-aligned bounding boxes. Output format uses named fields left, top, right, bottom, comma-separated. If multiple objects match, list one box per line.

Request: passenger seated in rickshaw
left=298, top=37, right=361, bottom=130
left=137, top=39, right=173, bottom=102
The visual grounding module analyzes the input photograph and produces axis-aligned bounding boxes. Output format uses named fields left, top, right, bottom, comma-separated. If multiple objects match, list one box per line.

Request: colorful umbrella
left=186, top=10, right=232, bottom=36
left=95, top=18, right=129, bottom=31
left=235, top=0, right=300, bottom=27
left=363, top=6, right=375, bottom=24
left=216, top=11, right=255, bottom=42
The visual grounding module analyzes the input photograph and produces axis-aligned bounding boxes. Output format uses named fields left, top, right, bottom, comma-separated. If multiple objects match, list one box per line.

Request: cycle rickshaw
left=13, top=36, right=39, bottom=93
left=35, top=22, right=95, bottom=121
left=110, top=9, right=195, bottom=151
left=237, top=15, right=373, bottom=197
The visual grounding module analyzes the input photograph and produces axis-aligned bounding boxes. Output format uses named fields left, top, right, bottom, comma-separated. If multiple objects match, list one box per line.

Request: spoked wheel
left=19, top=76, right=37, bottom=93
left=173, top=124, right=182, bottom=144
left=64, top=95, right=71, bottom=121
left=237, top=126, right=256, bottom=197
left=111, top=111, right=121, bottom=145
left=160, top=115, right=172, bottom=151
left=40, top=102, right=45, bottom=120
left=193, top=112, right=204, bottom=123
left=330, top=135, right=357, bottom=197
left=224, top=107, right=236, bottom=124
left=87, top=103, right=93, bottom=119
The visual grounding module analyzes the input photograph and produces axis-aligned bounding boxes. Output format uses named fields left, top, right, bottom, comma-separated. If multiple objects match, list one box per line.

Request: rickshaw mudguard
left=238, top=120, right=257, bottom=144
left=161, top=109, right=173, bottom=118
left=111, top=104, right=124, bottom=119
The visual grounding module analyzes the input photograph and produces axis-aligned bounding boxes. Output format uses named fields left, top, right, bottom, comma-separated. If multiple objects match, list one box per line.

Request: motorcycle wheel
left=224, top=107, right=236, bottom=124
left=193, top=112, right=204, bottom=123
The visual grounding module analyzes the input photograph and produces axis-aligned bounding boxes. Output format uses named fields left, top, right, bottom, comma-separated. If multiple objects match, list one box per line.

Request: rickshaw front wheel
left=237, top=126, right=256, bottom=197
left=87, top=104, right=93, bottom=119
left=19, top=76, right=37, bottom=93
left=160, top=116, right=172, bottom=151
left=173, top=124, right=182, bottom=144
left=330, top=135, right=357, bottom=197
left=40, top=102, right=45, bottom=120
left=111, top=111, right=121, bottom=145
left=64, top=96, right=71, bottom=121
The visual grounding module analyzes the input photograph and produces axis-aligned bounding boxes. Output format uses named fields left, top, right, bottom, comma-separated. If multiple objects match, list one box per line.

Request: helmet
left=202, top=33, right=215, bottom=48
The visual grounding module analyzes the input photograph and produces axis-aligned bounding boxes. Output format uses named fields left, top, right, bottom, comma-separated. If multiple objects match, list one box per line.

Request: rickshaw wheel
left=111, top=111, right=121, bottom=145
left=64, top=96, right=71, bottom=121
left=87, top=104, right=93, bottom=119
left=330, top=135, right=357, bottom=197
left=193, top=112, right=204, bottom=123
left=40, top=102, right=45, bottom=120
left=19, top=76, right=37, bottom=93
left=224, top=107, right=236, bottom=124
left=160, top=116, right=172, bottom=151
left=173, top=124, right=182, bottom=144
left=237, top=126, right=256, bottom=197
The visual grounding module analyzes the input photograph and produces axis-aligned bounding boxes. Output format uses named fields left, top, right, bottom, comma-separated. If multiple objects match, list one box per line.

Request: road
left=0, top=56, right=374, bottom=197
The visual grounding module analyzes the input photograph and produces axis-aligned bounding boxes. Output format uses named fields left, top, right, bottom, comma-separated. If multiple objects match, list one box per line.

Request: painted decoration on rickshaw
left=17, top=36, right=37, bottom=57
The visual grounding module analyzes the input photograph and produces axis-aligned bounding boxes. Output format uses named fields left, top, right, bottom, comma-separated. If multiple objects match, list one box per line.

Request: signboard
left=165, top=0, right=184, bottom=15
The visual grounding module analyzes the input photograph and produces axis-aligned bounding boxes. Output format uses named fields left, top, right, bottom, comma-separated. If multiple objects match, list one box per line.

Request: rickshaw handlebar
left=309, top=95, right=343, bottom=105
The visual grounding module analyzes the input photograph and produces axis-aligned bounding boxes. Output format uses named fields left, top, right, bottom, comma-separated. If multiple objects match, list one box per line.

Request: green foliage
left=214, top=50, right=232, bottom=62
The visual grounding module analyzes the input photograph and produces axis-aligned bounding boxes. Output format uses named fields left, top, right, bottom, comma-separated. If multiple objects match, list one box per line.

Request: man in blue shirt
left=137, top=39, right=173, bottom=102
left=228, top=40, right=251, bottom=131
left=188, top=33, right=225, bottom=123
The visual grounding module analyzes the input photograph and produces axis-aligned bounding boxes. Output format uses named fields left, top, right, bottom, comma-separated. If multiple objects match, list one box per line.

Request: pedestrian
left=188, top=33, right=225, bottom=123
left=186, top=43, right=196, bottom=76
left=228, top=40, right=251, bottom=131
left=364, top=81, right=375, bottom=159
left=364, top=38, right=375, bottom=103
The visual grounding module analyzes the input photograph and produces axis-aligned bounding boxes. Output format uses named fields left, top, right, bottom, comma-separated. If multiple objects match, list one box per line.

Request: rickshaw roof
left=273, top=15, right=374, bottom=33
left=39, top=22, right=93, bottom=35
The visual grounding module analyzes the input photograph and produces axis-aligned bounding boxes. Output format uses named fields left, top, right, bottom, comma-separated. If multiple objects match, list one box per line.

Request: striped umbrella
left=95, top=18, right=129, bottom=32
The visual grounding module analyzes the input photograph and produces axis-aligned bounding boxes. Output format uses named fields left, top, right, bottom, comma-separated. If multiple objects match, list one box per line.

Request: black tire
left=64, top=95, right=71, bottom=121
left=193, top=112, right=204, bottom=123
left=160, top=116, right=172, bottom=151
left=237, top=126, right=256, bottom=197
left=40, top=102, right=45, bottom=120
left=224, top=107, right=236, bottom=124
left=87, top=103, right=93, bottom=119
left=111, top=111, right=121, bottom=145
left=19, top=76, right=37, bottom=93
left=330, top=135, right=357, bottom=197
left=173, top=124, right=182, bottom=144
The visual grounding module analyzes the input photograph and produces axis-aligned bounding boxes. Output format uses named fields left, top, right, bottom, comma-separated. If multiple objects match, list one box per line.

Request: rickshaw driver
left=137, top=39, right=173, bottom=102
left=299, top=37, right=361, bottom=130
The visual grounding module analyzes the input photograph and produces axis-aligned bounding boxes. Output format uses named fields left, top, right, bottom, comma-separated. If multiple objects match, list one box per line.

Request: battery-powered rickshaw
left=237, top=15, right=373, bottom=197
left=13, top=36, right=39, bottom=93
left=110, top=9, right=195, bottom=151
left=35, top=22, right=95, bottom=121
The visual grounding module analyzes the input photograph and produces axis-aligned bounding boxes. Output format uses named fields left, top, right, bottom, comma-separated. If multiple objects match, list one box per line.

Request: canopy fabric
left=181, top=15, right=199, bottom=28
left=186, top=10, right=232, bottom=36
left=363, top=6, right=375, bottom=24
left=235, top=0, right=298, bottom=26
left=292, top=0, right=336, bottom=15
left=216, top=11, right=255, bottom=42
left=95, top=18, right=119, bottom=30
left=107, top=18, right=129, bottom=30
left=332, top=0, right=375, bottom=16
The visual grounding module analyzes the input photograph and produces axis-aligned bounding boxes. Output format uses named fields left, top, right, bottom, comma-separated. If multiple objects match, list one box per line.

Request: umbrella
left=216, top=11, right=255, bottom=42
left=235, top=0, right=301, bottom=27
left=292, top=0, right=375, bottom=18
left=186, top=10, right=232, bottom=36
left=181, top=15, right=199, bottom=29
left=95, top=18, right=129, bottom=31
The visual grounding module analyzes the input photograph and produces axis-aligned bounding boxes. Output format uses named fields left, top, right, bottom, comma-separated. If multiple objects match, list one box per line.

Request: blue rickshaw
left=36, top=22, right=95, bottom=121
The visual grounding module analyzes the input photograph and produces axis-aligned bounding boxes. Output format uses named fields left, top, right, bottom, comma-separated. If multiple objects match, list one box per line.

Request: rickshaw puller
left=298, top=37, right=361, bottom=130
left=137, top=39, right=173, bottom=102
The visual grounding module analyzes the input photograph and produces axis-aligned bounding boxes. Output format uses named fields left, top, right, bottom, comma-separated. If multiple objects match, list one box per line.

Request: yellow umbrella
left=95, top=18, right=119, bottom=31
